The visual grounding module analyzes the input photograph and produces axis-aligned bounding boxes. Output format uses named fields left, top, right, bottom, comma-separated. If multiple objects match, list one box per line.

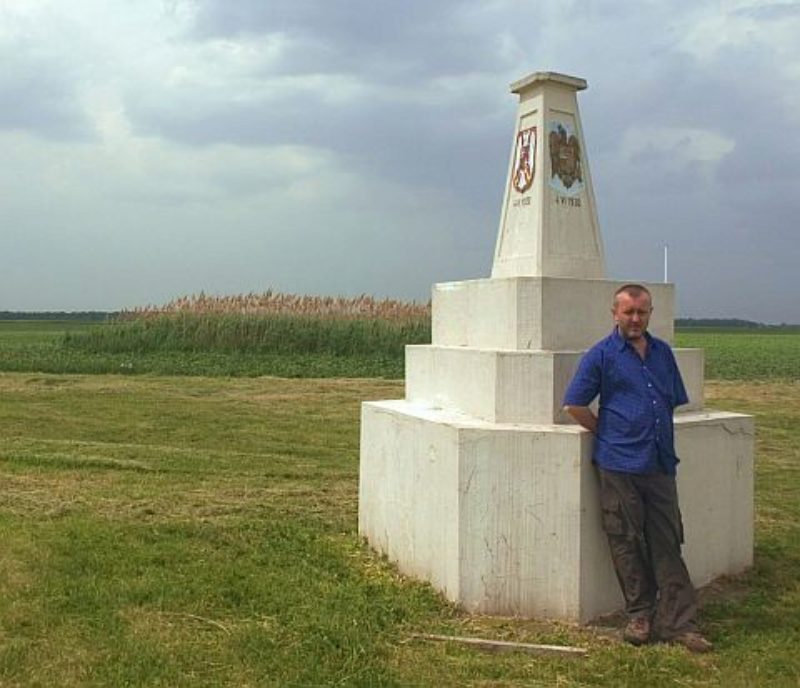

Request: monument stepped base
left=406, top=345, right=705, bottom=425
left=432, top=277, right=676, bottom=351
left=359, top=402, right=754, bottom=622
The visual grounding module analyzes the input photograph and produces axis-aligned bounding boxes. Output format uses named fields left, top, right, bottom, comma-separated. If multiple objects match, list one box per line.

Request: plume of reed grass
left=120, top=290, right=430, bottom=323
left=65, top=291, right=431, bottom=358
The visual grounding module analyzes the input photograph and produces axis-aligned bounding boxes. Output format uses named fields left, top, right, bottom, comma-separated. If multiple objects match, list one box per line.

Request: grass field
left=0, top=373, right=798, bottom=686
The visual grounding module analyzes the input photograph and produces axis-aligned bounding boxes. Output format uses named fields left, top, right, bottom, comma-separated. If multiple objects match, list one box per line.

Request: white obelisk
left=493, top=72, right=605, bottom=280
left=359, top=72, right=754, bottom=622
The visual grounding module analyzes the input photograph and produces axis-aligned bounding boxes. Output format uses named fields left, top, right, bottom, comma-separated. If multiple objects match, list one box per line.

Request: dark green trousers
left=598, top=468, right=698, bottom=637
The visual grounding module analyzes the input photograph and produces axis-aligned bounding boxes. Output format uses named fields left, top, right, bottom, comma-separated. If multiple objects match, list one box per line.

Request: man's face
left=612, top=291, right=652, bottom=341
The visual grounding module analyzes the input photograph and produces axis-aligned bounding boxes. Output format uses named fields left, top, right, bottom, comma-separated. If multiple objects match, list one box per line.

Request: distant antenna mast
left=663, top=244, right=669, bottom=283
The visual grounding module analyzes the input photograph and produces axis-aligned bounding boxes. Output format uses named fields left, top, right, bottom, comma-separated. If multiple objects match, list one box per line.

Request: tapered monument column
left=493, top=72, right=604, bottom=279
left=359, top=72, right=754, bottom=622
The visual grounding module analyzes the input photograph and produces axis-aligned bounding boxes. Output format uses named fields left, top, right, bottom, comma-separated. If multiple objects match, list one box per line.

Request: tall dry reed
left=121, top=291, right=430, bottom=323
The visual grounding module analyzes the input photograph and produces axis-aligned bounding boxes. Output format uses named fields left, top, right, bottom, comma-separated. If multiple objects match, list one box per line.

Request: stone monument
left=359, top=72, right=754, bottom=622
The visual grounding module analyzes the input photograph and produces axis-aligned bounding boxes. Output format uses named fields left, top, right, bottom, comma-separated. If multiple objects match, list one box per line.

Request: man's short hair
left=613, top=283, right=652, bottom=308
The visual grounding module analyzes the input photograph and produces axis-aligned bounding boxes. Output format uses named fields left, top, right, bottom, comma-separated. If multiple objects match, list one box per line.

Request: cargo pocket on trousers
left=600, top=494, right=625, bottom=536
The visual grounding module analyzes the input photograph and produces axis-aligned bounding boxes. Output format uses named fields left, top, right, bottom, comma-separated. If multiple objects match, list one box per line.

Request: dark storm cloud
left=187, top=0, right=511, bottom=80
left=591, top=45, right=800, bottom=236
left=0, top=56, right=93, bottom=141
left=125, top=0, right=527, bottom=209
left=5, top=0, right=796, bottom=320
left=544, top=11, right=799, bottom=324
left=126, top=1, right=799, bottom=321
left=128, top=82, right=510, bottom=199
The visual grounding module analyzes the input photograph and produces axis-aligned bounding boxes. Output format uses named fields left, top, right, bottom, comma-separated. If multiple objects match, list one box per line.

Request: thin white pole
left=664, top=244, right=669, bottom=283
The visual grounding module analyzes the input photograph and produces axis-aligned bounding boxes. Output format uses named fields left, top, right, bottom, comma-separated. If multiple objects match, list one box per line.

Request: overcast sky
left=2, top=0, right=798, bottom=322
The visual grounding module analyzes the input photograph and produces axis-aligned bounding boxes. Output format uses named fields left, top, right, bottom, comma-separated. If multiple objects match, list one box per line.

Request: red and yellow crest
left=512, top=126, right=536, bottom=193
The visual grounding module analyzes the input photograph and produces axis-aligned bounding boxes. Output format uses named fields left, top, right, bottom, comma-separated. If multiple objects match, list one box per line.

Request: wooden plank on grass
left=411, top=633, right=588, bottom=658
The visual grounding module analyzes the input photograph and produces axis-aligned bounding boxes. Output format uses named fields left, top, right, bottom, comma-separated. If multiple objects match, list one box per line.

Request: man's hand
left=564, top=405, right=598, bottom=433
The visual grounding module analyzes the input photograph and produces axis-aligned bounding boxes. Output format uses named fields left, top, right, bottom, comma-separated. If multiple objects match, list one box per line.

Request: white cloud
left=677, top=0, right=800, bottom=75
left=621, top=126, right=735, bottom=166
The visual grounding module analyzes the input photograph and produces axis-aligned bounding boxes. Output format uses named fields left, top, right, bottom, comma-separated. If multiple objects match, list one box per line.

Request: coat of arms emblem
left=511, top=126, right=536, bottom=193
left=549, top=121, right=583, bottom=193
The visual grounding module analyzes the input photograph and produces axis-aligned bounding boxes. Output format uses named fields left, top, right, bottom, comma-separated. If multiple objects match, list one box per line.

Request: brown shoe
left=671, top=631, right=713, bottom=653
left=623, top=616, right=651, bottom=646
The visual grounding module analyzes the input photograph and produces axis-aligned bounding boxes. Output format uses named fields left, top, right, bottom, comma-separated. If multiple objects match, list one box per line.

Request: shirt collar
left=612, top=327, right=655, bottom=352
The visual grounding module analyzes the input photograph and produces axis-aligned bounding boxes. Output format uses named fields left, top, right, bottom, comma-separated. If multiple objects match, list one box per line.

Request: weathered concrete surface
left=405, top=345, right=704, bottom=425
left=432, top=277, right=675, bottom=351
left=359, top=403, right=754, bottom=622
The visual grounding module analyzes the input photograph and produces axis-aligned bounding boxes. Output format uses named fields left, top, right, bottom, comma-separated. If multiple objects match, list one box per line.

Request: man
left=562, top=283, right=712, bottom=653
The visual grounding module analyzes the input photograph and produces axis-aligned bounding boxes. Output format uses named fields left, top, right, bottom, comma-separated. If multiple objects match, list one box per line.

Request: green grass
left=0, top=374, right=441, bottom=686
left=1, top=373, right=799, bottom=685
left=62, top=313, right=431, bottom=356
left=0, top=320, right=413, bottom=378
left=1, top=320, right=799, bottom=381
left=675, top=330, right=800, bottom=380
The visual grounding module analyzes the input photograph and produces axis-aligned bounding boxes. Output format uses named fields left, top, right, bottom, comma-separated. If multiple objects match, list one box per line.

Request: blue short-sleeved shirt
left=563, top=328, right=689, bottom=475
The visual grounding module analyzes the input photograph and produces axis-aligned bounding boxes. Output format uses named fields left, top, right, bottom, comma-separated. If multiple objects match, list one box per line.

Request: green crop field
left=1, top=319, right=799, bottom=380
left=0, top=320, right=413, bottom=379
left=675, top=330, right=800, bottom=380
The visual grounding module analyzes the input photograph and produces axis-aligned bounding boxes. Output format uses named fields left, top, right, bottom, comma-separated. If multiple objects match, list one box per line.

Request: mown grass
left=0, top=375, right=440, bottom=686
left=1, top=373, right=799, bottom=686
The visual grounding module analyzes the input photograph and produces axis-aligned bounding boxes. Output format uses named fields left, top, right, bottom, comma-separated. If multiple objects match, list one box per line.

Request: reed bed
left=121, top=291, right=430, bottom=323
left=63, top=292, right=432, bottom=365
left=64, top=313, right=430, bottom=357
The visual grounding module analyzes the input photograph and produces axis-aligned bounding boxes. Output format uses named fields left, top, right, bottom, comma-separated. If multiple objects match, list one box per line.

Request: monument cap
left=510, top=71, right=587, bottom=94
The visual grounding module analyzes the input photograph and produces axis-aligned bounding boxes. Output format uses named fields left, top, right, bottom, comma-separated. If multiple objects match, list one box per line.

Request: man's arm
left=563, top=345, right=602, bottom=432
left=668, top=347, right=690, bottom=409
left=564, top=405, right=598, bottom=433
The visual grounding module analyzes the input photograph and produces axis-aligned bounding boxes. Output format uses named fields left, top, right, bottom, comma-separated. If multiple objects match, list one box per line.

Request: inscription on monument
left=554, top=195, right=582, bottom=208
